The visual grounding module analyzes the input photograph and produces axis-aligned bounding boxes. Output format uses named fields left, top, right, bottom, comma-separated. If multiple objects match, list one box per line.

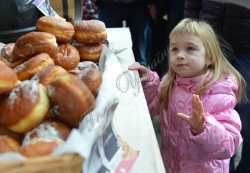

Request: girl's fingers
left=140, top=72, right=151, bottom=82
left=128, top=62, right=151, bottom=82
left=177, top=113, right=190, bottom=123
left=128, top=62, right=140, bottom=69
left=192, top=94, right=198, bottom=111
left=198, top=100, right=204, bottom=114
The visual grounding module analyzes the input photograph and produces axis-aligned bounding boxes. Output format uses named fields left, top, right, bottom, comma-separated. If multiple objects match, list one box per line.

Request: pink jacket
left=143, top=71, right=242, bottom=173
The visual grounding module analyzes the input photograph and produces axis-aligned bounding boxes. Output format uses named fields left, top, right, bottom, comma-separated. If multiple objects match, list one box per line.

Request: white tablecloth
left=107, top=28, right=165, bottom=173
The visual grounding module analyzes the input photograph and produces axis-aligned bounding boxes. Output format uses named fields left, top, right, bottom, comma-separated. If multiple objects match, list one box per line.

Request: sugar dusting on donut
left=77, top=61, right=99, bottom=71
left=8, top=80, right=39, bottom=108
left=13, top=63, right=26, bottom=73
left=22, top=123, right=62, bottom=146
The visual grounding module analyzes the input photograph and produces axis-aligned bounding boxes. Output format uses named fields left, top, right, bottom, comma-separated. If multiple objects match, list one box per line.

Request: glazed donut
left=0, top=43, right=15, bottom=67
left=74, top=20, right=107, bottom=44
left=79, top=64, right=102, bottom=96
left=74, top=43, right=103, bottom=62
left=0, top=80, right=50, bottom=134
left=19, top=137, right=63, bottom=158
left=13, top=53, right=55, bottom=81
left=36, top=16, right=75, bottom=43
left=52, top=43, right=80, bottom=70
left=32, top=65, right=68, bottom=86
left=47, top=74, right=95, bottom=128
left=0, top=136, right=21, bottom=154
left=0, top=63, right=18, bottom=94
left=68, top=61, right=99, bottom=76
left=12, top=32, right=58, bottom=63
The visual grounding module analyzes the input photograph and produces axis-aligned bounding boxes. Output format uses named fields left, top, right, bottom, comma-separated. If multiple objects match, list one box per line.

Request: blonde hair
left=159, top=18, right=247, bottom=109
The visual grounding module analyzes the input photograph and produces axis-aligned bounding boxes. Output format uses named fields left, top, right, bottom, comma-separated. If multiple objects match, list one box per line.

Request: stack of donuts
left=0, top=16, right=107, bottom=157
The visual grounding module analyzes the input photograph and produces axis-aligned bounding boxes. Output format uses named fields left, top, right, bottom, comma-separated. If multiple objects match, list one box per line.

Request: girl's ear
left=206, top=57, right=212, bottom=66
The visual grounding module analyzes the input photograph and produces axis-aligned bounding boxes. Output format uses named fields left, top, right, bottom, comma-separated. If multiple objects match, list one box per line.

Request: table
left=107, top=28, right=165, bottom=173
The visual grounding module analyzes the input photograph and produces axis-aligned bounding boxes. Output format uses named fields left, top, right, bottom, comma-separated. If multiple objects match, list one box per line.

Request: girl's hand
left=128, top=62, right=152, bottom=82
left=177, top=94, right=206, bottom=132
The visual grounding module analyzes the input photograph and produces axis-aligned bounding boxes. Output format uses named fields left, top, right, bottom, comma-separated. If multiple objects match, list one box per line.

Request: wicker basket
left=0, top=153, right=84, bottom=173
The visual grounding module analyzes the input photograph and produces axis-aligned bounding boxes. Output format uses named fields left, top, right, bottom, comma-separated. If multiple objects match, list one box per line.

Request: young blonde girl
left=129, top=18, right=246, bottom=173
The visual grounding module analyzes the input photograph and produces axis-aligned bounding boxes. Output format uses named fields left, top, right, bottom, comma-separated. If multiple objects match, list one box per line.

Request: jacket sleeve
left=142, top=70, right=162, bottom=117
left=188, top=77, right=242, bottom=160
left=184, top=0, right=203, bottom=18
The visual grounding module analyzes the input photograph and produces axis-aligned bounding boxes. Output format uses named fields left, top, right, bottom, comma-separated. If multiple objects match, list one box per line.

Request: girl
left=128, top=18, right=246, bottom=173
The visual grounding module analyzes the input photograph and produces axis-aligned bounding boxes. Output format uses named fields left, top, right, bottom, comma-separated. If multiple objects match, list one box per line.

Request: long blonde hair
left=159, top=18, right=246, bottom=109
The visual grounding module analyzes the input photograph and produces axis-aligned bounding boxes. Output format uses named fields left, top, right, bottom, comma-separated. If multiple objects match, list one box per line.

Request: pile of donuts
left=0, top=16, right=108, bottom=158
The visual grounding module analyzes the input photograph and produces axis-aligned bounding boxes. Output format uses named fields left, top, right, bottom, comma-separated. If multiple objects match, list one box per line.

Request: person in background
left=82, top=0, right=98, bottom=20
left=94, top=0, right=149, bottom=67
left=148, top=0, right=184, bottom=78
left=128, top=18, right=245, bottom=173
left=184, top=1, right=250, bottom=172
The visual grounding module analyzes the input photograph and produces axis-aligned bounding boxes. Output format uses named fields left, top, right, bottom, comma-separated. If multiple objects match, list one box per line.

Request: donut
left=13, top=53, right=55, bottom=81
left=47, top=74, right=95, bottom=127
left=68, top=61, right=99, bottom=76
left=0, top=136, right=21, bottom=154
left=19, top=137, right=63, bottom=158
left=36, top=16, right=75, bottom=43
left=0, top=63, right=18, bottom=94
left=23, top=120, right=72, bottom=145
left=74, top=43, right=103, bottom=62
left=74, top=20, right=107, bottom=44
left=0, top=80, right=50, bottom=134
left=0, top=125, right=24, bottom=144
left=52, top=43, right=80, bottom=70
left=31, top=65, right=68, bottom=86
left=78, top=64, right=102, bottom=96
left=12, top=32, right=58, bottom=63
left=0, top=43, right=15, bottom=67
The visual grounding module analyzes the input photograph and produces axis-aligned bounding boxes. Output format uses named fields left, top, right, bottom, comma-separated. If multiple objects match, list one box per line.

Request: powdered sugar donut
left=0, top=80, right=50, bottom=134
left=74, top=43, right=103, bottom=62
left=52, top=43, right=80, bottom=70
left=22, top=120, right=72, bottom=145
left=47, top=74, right=95, bottom=127
left=12, top=32, right=58, bottom=63
left=31, top=65, right=68, bottom=86
left=19, top=137, right=63, bottom=158
left=74, top=20, right=107, bottom=44
left=68, top=61, right=99, bottom=76
left=36, top=16, right=75, bottom=43
left=0, top=63, right=18, bottom=94
left=0, top=43, right=15, bottom=67
left=78, top=64, right=102, bottom=96
left=13, top=53, right=55, bottom=81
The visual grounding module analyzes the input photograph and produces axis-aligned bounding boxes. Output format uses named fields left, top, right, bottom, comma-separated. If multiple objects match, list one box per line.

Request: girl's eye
left=171, top=47, right=178, bottom=51
left=187, top=47, right=195, bottom=51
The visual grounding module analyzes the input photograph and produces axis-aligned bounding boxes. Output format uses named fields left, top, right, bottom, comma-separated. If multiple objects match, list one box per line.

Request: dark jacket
left=95, top=0, right=149, bottom=5
left=184, top=0, right=250, bottom=54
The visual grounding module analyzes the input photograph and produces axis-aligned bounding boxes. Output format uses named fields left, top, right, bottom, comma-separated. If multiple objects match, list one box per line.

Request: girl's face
left=169, top=34, right=211, bottom=78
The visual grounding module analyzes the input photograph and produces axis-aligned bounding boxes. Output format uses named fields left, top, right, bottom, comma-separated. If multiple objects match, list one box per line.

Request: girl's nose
left=177, top=51, right=185, bottom=60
